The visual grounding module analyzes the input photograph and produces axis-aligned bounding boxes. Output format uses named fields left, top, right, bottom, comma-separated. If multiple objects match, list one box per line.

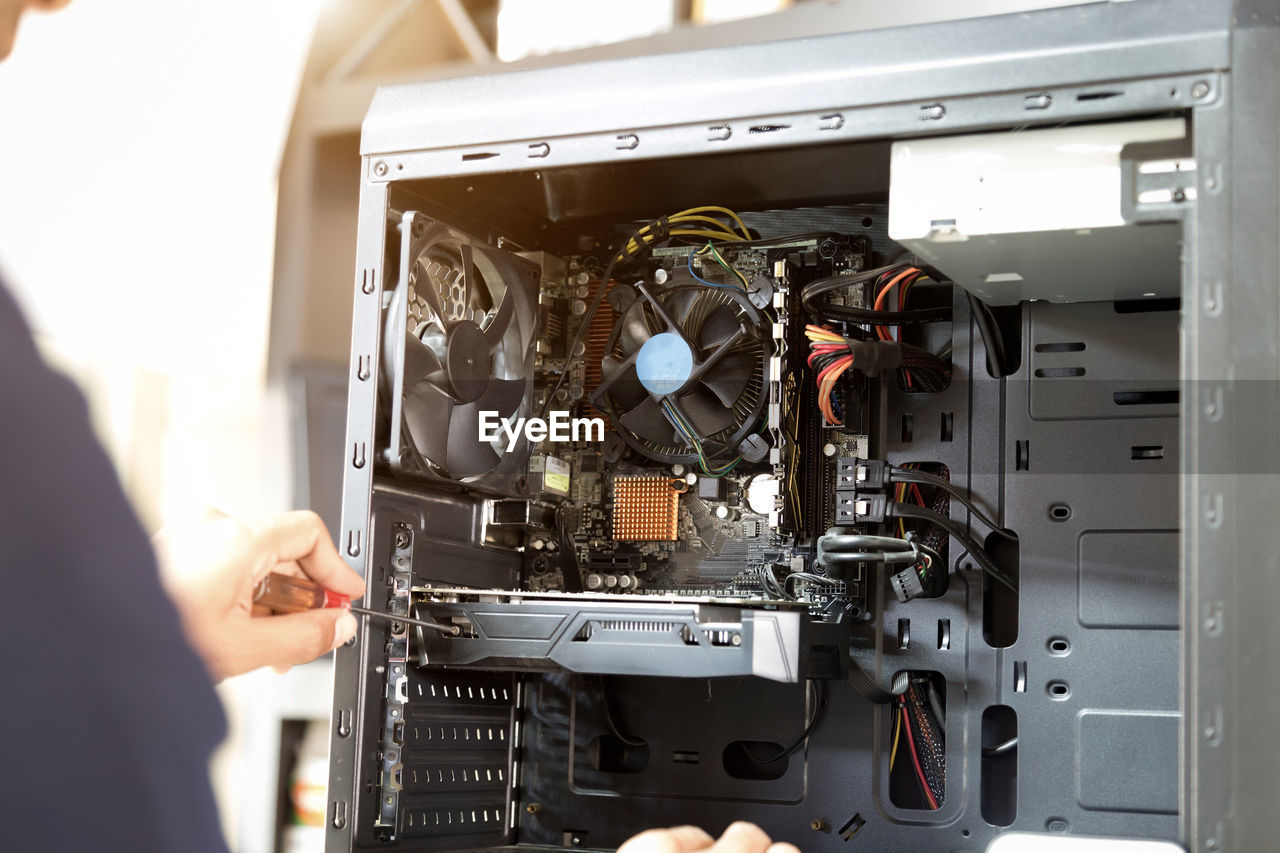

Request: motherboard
left=498, top=233, right=877, bottom=620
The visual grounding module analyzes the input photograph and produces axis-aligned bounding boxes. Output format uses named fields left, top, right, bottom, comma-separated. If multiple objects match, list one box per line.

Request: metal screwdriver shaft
left=251, top=570, right=461, bottom=636
left=349, top=604, right=461, bottom=636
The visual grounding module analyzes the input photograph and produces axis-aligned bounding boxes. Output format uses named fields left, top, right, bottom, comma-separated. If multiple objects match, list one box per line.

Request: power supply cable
left=967, top=291, right=1010, bottom=378
left=887, top=502, right=1019, bottom=593
left=744, top=680, right=826, bottom=763
left=889, top=466, right=1015, bottom=541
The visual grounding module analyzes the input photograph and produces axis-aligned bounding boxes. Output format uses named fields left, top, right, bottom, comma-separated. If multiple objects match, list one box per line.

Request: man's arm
left=0, top=283, right=228, bottom=852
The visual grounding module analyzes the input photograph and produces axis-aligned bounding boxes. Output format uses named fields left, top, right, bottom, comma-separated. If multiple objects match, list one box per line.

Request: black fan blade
left=444, top=379, right=526, bottom=477
left=460, top=243, right=477, bottom=316
left=601, top=357, right=648, bottom=413
left=403, top=379, right=454, bottom=469
left=619, top=397, right=677, bottom=447
left=413, top=256, right=449, bottom=323
left=678, top=385, right=736, bottom=437
left=619, top=302, right=655, bottom=354
left=404, top=330, right=444, bottom=383
left=663, top=288, right=700, bottom=330
left=481, top=285, right=513, bottom=352
left=697, top=304, right=740, bottom=350
left=700, top=348, right=755, bottom=407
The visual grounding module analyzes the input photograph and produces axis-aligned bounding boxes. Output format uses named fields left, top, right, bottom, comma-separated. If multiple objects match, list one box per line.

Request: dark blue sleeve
left=0, top=281, right=228, bottom=852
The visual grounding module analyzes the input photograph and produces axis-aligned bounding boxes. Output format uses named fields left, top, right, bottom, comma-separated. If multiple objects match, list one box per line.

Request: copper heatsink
left=612, top=476, right=680, bottom=541
left=582, top=279, right=615, bottom=425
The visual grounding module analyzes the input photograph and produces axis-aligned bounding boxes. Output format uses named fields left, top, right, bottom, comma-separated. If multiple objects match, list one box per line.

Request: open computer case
left=326, top=2, right=1280, bottom=851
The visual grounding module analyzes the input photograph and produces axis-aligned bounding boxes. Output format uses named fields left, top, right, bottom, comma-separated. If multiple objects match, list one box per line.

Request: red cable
left=901, top=702, right=939, bottom=809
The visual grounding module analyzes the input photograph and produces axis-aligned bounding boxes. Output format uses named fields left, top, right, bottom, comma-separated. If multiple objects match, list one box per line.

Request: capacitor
left=653, top=268, right=669, bottom=285
left=604, top=574, right=619, bottom=588
left=685, top=472, right=698, bottom=486
left=714, top=505, right=739, bottom=522
left=617, top=574, right=634, bottom=589
left=530, top=539, right=545, bottom=551
left=585, top=573, right=604, bottom=590
left=672, top=463, right=686, bottom=476
left=575, top=272, right=590, bottom=286
left=823, top=443, right=837, bottom=457
left=570, top=299, right=587, bottom=316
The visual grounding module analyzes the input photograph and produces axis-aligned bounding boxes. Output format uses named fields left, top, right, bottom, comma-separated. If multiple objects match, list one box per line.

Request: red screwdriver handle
left=253, top=571, right=351, bottom=614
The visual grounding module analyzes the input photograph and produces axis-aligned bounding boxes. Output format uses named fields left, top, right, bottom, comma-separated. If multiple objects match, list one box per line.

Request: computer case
left=325, top=2, right=1280, bottom=851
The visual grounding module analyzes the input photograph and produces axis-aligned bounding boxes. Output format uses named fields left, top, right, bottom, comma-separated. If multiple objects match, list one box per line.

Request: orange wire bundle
left=804, top=324, right=855, bottom=424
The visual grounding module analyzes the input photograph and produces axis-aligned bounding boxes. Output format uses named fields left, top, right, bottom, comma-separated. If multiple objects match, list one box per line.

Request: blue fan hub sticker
left=636, top=332, right=694, bottom=395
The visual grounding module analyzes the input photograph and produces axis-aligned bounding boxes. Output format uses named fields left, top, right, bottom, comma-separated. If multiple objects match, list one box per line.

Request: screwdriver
left=252, top=571, right=460, bottom=636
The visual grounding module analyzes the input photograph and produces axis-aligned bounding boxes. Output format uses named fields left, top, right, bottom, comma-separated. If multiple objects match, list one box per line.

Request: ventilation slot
left=1034, top=341, right=1086, bottom=353
left=749, top=124, right=789, bottom=134
left=838, top=813, right=866, bottom=841
left=901, top=413, right=914, bottom=443
left=1132, top=445, right=1165, bottom=460
left=1076, top=90, right=1123, bottom=101
left=588, top=735, right=649, bottom=773
left=1034, top=366, right=1085, bottom=378
left=940, top=412, right=953, bottom=442
left=981, top=706, right=1018, bottom=826
left=460, top=151, right=499, bottom=162
left=722, top=742, right=788, bottom=780
left=1114, top=389, right=1179, bottom=406
left=1015, top=440, right=1029, bottom=471
left=888, top=672, right=945, bottom=810
left=983, top=530, right=1019, bottom=648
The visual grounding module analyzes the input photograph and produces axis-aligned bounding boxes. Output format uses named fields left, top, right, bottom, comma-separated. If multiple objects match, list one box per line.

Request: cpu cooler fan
left=384, top=213, right=540, bottom=489
left=591, top=273, right=768, bottom=467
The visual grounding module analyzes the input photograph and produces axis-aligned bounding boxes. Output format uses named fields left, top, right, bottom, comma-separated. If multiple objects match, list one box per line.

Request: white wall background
left=0, top=1, right=326, bottom=848
left=0, top=0, right=323, bottom=528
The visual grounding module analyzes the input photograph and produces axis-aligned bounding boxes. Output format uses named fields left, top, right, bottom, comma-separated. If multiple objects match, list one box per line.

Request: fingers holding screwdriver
left=155, top=509, right=368, bottom=681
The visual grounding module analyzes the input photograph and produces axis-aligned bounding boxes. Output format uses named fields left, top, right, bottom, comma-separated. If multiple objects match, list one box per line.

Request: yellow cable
left=620, top=227, right=746, bottom=259
left=890, top=707, right=901, bottom=771
left=668, top=214, right=744, bottom=237
left=679, top=205, right=752, bottom=239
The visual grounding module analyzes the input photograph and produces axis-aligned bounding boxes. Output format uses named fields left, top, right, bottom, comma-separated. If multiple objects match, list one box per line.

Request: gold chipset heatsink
left=612, top=476, right=680, bottom=541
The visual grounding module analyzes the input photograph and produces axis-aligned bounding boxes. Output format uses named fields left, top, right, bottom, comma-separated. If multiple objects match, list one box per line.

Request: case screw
left=810, top=820, right=828, bottom=832
left=526, top=803, right=543, bottom=814
left=373, top=160, right=389, bottom=177
left=394, top=530, right=411, bottom=549
left=1190, top=81, right=1210, bottom=99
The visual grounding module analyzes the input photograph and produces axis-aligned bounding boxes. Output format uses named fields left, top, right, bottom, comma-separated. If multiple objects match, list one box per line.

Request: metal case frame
left=328, top=2, right=1280, bottom=850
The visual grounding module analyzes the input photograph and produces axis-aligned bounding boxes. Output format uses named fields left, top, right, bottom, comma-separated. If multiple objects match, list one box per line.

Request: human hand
left=618, top=822, right=800, bottom=853
left=154, top=509, right=366, bottom=682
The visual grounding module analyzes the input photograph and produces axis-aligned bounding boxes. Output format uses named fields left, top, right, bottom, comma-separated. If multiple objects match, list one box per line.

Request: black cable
left=887, top=502, right=1019, bottom=593
left=967, top=292, right=1009, bottom=378
left=592, top=676, right=645, bottom=747
left=802, top=265, right=953, bottom=325
left=983, top=737, right=1018, bottom=757
left=554, top=506, right=584, bottom=593
left=890, top=467, right=1015, bottom=541
left=847, top=655, right=909, bottom=704
left=926, top=682, right=946, bottom=728
left=744, top=681, right=826, bottom=763
left=904, top=679, right=946, bottom=805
